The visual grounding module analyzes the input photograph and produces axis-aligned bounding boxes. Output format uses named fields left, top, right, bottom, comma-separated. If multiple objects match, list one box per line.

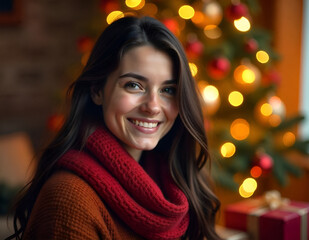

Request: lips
left=129, top=119, right=160, bottom=129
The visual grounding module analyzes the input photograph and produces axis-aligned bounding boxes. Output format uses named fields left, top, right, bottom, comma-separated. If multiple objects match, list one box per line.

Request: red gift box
left=224, top=195, right=309, bottom=240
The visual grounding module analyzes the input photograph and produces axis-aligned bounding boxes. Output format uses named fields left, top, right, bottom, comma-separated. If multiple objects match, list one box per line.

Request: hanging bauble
left=226, top=2, right=249, bottom=21
left=233, top=60, right=261, bottom=92
left=262, top=69, right=281, bottom=86
left=77, top=36, right=94, bottom=53
left=244, top=38, right=258, bottom=53
left=202, top=0, right=223, bottom=25
left=255, top=95, right=286, bottom=127
left=162, top=18, right=179, bottom=35
left=47, top=114, right=64, bottom=132
left=207, top=56, right=231, bottom=80
left=99, top=0, right=120, bottom=14
left=185, top=40, right=204, bottom=59
left=252, top=151, right=273, bottom=174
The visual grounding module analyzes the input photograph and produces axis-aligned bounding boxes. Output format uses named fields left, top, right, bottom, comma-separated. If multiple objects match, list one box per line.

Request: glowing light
left=256, top=50, right=269, bottom=64
left=234, top=65, right=255, bottom=84
left=242, top=178, right=257, bottom=192
left=283, top=131, right=296, bottom=147
left=239, top=177, right=257, bottom=198
left=204, top=25, right=222, bottom=39
left=106, top=11, right=124, bottom=24
left=189, top=62, right=198, bottom=77
left=228, top=91, right=244, bottom=107
left=230, top=118, right=250, bottom=140
left=125, top=0, right=141, bottom=8
left=250, top=166, right=262, bottom=178
left=239, top=184, right=254, bottom=198
left=202, top=85, right=219, bottom=103
left=260, top=103, right=273, bottom=116
left=220, top=142, right=236, bottom=158
left=269, top=115, right=281, bottom=127
left=234, top=17, right=251, bottom=32
left=242, top=69, right=255, bottom=83
left=191, top=11, right=205, bottom=24
left=178, top=5, right=195, bottom=20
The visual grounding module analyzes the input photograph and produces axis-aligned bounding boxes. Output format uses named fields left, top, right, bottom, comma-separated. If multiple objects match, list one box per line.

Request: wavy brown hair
left=7, top=16, right=221, bottom=240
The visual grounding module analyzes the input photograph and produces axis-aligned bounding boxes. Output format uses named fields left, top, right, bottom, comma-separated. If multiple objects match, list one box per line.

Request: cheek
left=104, top=94, right=138, bottom=117
left=165, top=101, right=179, bottom=121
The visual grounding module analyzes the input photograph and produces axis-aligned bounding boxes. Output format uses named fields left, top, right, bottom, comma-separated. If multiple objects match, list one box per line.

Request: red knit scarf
left=57, top=127, right=189, bottom=240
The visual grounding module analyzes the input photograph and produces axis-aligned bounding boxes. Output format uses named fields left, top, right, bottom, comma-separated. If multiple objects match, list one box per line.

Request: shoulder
left=42, top=170, right=99, bottom=203
left=23, top=171, right=113, bottom=240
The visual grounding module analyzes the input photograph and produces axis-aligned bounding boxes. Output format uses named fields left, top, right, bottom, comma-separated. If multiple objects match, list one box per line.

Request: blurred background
left=0, top=0, right=308, bottom=235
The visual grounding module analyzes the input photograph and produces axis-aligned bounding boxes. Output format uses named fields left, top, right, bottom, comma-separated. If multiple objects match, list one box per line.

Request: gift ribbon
left=247, top=190, right=308, bottom=240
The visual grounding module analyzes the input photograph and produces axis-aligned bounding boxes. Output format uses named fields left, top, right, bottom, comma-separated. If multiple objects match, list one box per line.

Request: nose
left=140, top=91, right=161, bottom=115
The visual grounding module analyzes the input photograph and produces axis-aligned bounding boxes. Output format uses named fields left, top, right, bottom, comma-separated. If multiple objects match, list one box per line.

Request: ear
left=91, top=86, right=104, bottom=106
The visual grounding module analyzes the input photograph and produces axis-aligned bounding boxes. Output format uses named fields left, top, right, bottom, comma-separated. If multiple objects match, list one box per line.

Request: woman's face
left=92, top=45, right=179, bottom=161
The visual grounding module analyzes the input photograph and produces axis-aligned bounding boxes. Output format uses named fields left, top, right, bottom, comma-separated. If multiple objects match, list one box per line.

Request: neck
left=123, top=146, right=142, bottom=162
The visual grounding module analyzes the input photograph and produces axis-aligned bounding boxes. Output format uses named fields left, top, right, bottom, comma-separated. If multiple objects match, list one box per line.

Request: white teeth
left=131, top=120, right=158, bottom=128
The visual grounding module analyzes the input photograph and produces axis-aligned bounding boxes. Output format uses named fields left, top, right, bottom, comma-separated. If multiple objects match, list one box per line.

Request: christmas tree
left=51, top=0, right=309, bottom=198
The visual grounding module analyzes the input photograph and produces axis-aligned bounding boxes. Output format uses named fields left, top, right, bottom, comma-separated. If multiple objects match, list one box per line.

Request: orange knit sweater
left=23, top=171, right=145, bottom=240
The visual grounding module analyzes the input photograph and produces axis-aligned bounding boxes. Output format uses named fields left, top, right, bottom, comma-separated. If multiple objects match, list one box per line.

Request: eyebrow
left=119, top=72, right=177, bottom=84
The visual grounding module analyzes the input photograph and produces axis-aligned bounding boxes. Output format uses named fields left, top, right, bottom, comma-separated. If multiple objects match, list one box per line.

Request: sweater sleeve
left=23, top=171, right=118, bottom=240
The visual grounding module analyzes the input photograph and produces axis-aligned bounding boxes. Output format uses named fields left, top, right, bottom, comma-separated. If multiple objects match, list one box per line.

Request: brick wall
left=0, top=0, right=93, bottom=150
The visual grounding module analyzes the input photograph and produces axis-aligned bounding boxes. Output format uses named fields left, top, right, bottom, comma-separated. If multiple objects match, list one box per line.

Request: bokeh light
left=234, top=16, right=251, bottom=32
left=242, top=178, right=257, bottom=192
left=239, top=184, right=254, bottom=198
left=189, top=62, right=198, bottom=77
left=125, top=0, right=142, bottom=8
left=256, top=50, right=270, bottom=64
left=234, top=64, right=259, bottom=87
left=242, top=69, right=255, bottom=83
left=283, top=131, right=296, bottom=147
left=269, top=115, right=281, bottom=127
left=220, top=142, right=236, bottom=158
left=178, top=5, right=195, bottom=19
left=202, top=85, right=219, bottom=103
left=203, top=25, right=222, bottom=39
left=106, top=11, right=124, bottom=24
left=250, top=166, right=262, bottom=178
left=230, top=118, right=250, bottom=140
left=191, top=11, right=205, bottom=25
left=239, top=177, right=257, bottom=198
left=228, top=91, right=244, bottom=107
left=260, top=103, right=272, bottom=116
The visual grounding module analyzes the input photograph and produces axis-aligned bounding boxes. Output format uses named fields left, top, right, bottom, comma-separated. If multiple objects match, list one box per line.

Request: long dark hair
left=8, top=16, right=221, bottom=240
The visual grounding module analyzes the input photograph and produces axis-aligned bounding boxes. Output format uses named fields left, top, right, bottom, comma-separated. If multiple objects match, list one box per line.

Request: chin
left=133, top=142, right=159, bottom=151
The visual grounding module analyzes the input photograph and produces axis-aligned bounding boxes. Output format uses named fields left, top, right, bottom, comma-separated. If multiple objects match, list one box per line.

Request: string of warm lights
left=70, top=0, right=307, bottom=199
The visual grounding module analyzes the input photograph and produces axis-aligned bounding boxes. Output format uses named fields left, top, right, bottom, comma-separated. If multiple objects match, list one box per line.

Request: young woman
left=8, top=16, right=221, bottom=240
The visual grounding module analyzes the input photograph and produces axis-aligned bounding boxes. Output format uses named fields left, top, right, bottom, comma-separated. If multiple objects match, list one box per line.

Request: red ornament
left=262, top=69, right=281, bottom=86
left=185, top=40, right=204, bottom=59
left=77, top=36, right=94, bottom=53
left=47, top=114, right=65, bottom=132
left=244, top=38, right=258, bottom=53
left=226, top=3, right=249, bottom=21
left=162, top=19, right=179, bottom=35
left=252, top=152, right=273, bottom=174
left=207, top=57, right=231, bottom=80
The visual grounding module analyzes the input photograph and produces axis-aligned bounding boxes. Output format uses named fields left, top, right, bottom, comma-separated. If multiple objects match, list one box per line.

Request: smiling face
left=92, top=45, right=179, bottom=161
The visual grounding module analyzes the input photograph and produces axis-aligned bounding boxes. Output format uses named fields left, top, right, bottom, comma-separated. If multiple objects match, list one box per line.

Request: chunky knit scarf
left=57, top=127, right=189, bottom=240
